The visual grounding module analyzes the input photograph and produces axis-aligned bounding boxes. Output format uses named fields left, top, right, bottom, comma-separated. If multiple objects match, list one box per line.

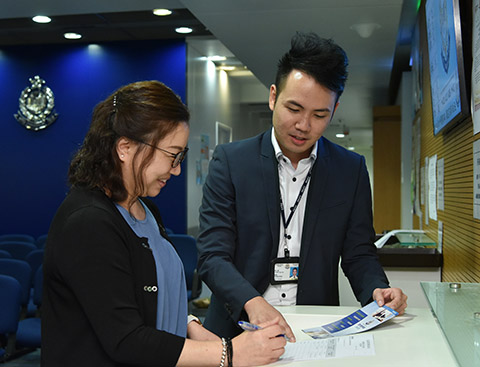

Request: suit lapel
left=299, top=138, right=330, bottom=269
left=260, top=130, right=281, bottom=260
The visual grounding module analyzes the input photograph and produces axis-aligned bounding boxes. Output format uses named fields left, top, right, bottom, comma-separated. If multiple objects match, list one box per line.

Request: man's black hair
left=275, top=32, right=349, bottom=99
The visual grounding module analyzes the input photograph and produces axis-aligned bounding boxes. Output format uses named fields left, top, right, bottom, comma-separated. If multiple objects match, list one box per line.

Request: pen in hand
left=238, top=321, right=291, bottom=341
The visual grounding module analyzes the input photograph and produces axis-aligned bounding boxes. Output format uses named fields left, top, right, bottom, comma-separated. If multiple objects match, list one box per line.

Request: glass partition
left=421, top=281, right=480, bottom=367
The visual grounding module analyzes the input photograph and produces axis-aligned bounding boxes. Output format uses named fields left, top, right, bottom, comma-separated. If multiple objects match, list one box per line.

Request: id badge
left=270, top=257, right=300, bottom=285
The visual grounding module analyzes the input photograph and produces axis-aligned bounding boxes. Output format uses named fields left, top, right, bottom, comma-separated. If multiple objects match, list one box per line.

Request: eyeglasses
left=136, top=139, right=188, bottom=168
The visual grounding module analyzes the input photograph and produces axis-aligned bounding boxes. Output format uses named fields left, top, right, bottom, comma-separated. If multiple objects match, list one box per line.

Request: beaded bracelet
left=219, top=338, right=227, bottom=367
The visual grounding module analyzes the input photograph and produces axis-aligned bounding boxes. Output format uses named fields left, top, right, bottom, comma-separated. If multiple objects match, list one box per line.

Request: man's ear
left=330, top=101, right=340, bottom=122
left=268, top=84, right=277, bottom=112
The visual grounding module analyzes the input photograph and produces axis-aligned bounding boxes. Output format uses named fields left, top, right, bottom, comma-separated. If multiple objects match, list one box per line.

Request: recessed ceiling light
left=175, top=27, right=193, bottom=34
left=217, top=66, right=236, bottom=71
left=336, top=133, right=345, bottom=138
left=64, top=32, right=82, bottom=40
left=153, top=9, right=172, bottom=16
left=200, top=55, right=227, bottom=62
left=348, top=146, right=355, bottom=151
left=32, top=15, right=51, bottom=24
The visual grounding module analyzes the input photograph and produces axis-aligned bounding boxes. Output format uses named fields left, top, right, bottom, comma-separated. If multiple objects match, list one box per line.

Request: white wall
left=397, top=71, right=414, bottom=229
left=185, top=39, right=270, bottom=236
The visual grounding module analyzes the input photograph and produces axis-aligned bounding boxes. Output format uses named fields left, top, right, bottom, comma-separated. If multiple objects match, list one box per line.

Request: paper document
left=278, top=334, right=375, bottom=362
left=302, top=301, right=398, bottom=338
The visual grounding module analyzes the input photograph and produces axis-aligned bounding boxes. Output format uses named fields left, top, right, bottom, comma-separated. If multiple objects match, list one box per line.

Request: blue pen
left=237, top=321, right=291, bottom=341
left=238, top=320, right=261, bottom=331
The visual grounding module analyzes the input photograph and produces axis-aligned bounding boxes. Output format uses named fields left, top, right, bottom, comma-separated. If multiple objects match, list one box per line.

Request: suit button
left=144, top=285, right=157, bottom=292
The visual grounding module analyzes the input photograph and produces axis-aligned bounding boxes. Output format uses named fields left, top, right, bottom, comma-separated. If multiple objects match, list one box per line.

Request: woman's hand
left=231, top=318, right=287, bottom=366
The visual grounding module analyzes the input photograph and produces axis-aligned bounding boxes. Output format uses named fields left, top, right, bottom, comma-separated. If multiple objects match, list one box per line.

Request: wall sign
left=14, top=75, right=58, bottom=131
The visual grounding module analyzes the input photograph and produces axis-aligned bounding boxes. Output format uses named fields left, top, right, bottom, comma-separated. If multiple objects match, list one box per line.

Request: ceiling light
left=210, top=56, right=227, bottom=62
left=350, top=23, right=381, bottom=38
left=175, top=27, right=193, bottom=34
left=32, top=15, right=51, bottom=24
left=217, top=66, right=236, bottom=71
left=336, top=133, right=345, bottom=138
left=153, top=9, right=172, bottom=16
left=64, top=32, right=82, bottom=40
left=348, top=146, right=355, bottom=151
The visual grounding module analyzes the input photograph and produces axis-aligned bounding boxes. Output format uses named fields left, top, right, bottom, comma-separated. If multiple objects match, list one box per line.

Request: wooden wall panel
left=416, top=52, right=480, bottom=283
left=373, top=106, right=401, bottom=233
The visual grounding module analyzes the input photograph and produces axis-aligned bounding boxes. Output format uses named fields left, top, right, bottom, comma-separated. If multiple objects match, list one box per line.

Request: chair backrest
left=0, top=259, right=32, bottom=306
left=165, top=227, right=174, bottom=235
left=32, top=265, right=43, bottom=307
left=0, top=241, right=37, bottom=260
left=0, top=234, right=35, bottom=244
left=0, top=250, right=13, bottom=259
left=25, top=249, right=44, bottom=282
left=0, top=274, right=21, bottom=334
left=36, top=234, right=48, bottom=249
left=168, top=234, right=202, bottom=300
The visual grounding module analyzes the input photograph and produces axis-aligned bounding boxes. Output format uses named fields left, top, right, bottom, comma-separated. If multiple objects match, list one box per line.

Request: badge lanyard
left=279, top=164, right=313, bottom=258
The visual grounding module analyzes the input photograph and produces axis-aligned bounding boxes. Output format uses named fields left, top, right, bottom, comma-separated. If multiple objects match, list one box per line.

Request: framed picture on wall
left=215, top=121, right=232, bottom=146
left=424, top=0, right=470, bottom=135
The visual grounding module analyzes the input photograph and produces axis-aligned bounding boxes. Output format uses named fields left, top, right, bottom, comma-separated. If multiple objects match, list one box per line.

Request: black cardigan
left=42, top=187, right=185, bottom=366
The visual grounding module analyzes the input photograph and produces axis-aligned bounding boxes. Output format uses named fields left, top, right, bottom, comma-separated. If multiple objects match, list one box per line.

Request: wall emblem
left=14, top=75, right=58, bottom=131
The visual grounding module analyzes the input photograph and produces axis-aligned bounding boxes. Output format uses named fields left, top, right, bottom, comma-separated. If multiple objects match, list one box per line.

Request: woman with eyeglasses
left=42, top=80, right=286, bottom=367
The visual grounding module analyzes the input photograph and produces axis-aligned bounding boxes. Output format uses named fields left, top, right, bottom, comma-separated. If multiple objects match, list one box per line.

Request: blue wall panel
left=0, top=40, right=187, bottom=237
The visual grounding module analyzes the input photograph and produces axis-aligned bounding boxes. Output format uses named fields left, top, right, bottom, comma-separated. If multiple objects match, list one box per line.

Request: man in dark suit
left=197, top=32, right=407, bottom=340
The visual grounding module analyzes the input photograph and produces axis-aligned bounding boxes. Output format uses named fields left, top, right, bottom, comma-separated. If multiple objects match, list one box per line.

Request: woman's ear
left=116, top=137, right=131, bottom=162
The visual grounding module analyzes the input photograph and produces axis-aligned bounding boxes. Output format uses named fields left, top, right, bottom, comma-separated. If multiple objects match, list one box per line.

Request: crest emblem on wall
left=14, top=75, right=58, bottom=131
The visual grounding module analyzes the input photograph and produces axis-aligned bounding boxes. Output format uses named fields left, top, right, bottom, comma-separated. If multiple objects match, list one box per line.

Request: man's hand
left=372, top=287, right=408, bottom=315
left=243, top=296, right=296, bottom=342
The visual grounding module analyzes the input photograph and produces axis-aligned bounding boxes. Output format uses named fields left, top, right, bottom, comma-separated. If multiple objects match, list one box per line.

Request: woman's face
left=142, top=122, right=189, bottom=197
left=120, top=122, right=189, bottom=199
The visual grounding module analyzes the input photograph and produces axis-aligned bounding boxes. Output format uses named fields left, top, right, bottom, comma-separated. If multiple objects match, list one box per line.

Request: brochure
left=302, top=301, right=398, bottom=339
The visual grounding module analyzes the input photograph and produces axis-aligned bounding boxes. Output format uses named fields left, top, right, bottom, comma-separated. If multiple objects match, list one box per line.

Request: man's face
left=269, top=70, right=338, bottom=165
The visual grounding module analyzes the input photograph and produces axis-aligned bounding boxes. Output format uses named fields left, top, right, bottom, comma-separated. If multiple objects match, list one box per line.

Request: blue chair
left=17, top=266, right=42, bottom=348
left=0, top=250, right=12, bottom=259
left=0, top=234, right=35, bottom=244
left=168, top=234, right=202, bottom=301
left=25, top=250, right=44, bottom=317
left=0, top=259, right=32, bottom=316
left=165, top=227, right=174, bottom=235
left=36, top=234, right=48, bottom=249
left=0, top=275, right=21, bottom=361
left=0, top=241, right=37, bottom=260
left=25, top=249, right=44, bottom=283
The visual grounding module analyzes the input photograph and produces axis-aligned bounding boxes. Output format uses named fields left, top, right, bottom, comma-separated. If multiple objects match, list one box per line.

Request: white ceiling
left=180, top=0, right=406, bottom=150
left=1, top=0, right=415, bottom=150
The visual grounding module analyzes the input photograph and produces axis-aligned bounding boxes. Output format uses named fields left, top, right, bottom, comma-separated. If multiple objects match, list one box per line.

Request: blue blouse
left=115, top=201, right=188, bottom=337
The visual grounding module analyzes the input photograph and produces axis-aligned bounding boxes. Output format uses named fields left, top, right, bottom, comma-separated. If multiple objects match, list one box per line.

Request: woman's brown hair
left=68, top=80, right=190, bottom=204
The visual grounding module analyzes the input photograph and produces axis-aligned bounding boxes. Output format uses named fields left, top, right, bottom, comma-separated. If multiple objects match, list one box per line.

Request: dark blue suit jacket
left=197, top=129, right=389, bottom=337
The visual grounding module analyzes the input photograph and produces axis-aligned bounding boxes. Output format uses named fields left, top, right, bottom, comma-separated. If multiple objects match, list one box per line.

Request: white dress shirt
left=263, top=130, right=317, bottom=306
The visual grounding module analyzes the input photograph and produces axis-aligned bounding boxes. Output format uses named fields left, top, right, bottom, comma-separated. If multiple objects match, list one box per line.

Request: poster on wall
left=474, top=139, right=480, bottom=219
left=424, top=157, right=429, bottom=226
left=437, top=157, right=445, bottom=211
left=196, top=134, right=210, bottom=185
left=215, top=121, right=232, bottom=146
left=428, top=155, right=438, bottom=221
left=472, top=0, right=480, bottom=135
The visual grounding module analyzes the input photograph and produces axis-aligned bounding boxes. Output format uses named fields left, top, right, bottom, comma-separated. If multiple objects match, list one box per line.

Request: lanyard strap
left=279, top=164, right=313, bottom=257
